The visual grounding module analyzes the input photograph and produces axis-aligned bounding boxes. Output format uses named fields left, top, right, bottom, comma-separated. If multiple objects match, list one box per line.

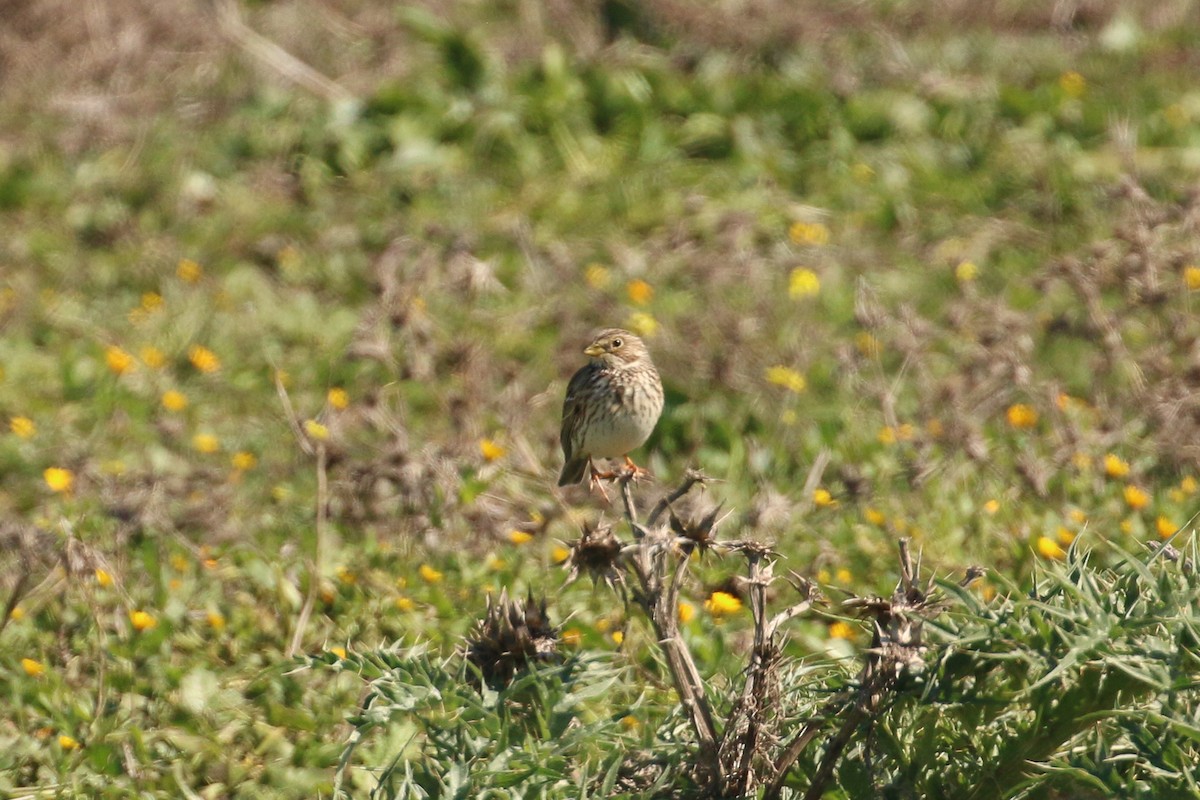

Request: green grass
left=3, top=1, right=1200, bottom=796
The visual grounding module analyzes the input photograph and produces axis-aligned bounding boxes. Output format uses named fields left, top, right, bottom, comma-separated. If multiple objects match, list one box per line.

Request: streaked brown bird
left=558, top=328, right=664, bottom=489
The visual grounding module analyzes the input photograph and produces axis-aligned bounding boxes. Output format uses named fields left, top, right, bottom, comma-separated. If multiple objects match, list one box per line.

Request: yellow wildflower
left=584, top=263, right=610, bottom=289
left=878, top=426, right=897, bottom=445
left=139, top=346, right=167, bottom=369
left=626, top=279, right=653, bottom=306
left=1104, top=454, right=1130, bottom=478
left=551, top=545, right=571, bottom=564
left=177, top=259, right=203, bottom=283
left=765, top=365, right=806, bottom=393
left=44, top=467, right=73, bottom=493
left=187, top=344, right=220, bottom=373
left=479, top=438, right=505, bottom=461
left=620, top=714, right=638, bottom=730
left=1058, top=71, right=1086, bottom=98
left=955, top=261, right=978, bottom=282
left=129, top=610, right=157, bottom=631
left=96, top=569, right=113, bottom=587
left=1069, top=508, right=1087, bottom=524
left=1156, top=516, right=1177, bottom=539
left=141, top=292, right=163, bottom=311
left=21, top=658, right=45, bottom=677
left=678, top=601, right=696, bottom=623
left=10, top=606, right=24, bottom=621
left=835, top=567, right=852, bottom=584
left=983, top=499, right=1000, bottom=515
left=1036, top=536, right=1065, bottom=559
left=788, top=267, right=821, bottom=299
left=192, top=433, right=219, bottom=454
left=10, top=416, right=35, bottom=438
left=1056, top=526, right=1075, bottom=546
left=626, top=311, right=659, bottom=337
left=327, top=388, right=350, bottom=410
left=1182, top=476, right=1198, bottom=495
left=789, top=221, right=830, bottom=246
left=851, top=162, right=874, bottom=182
left=1006, top=404, right=1039, bottom=429
left=562, top=628, right=582, bottom=646
left=828, top=621, right=856, bottom=640
left=161, top=390, right=188, bottom=412
left=611, top=630, right=624, bottom=645
left=1184, top=266, right=1200, bottom=291
left=855, top=331, right=881, bottom=358
left=704, top=591, right=742, bottom=617
left=865, top=508, right=886, bottom=526
left=485, top=554, right=505, bottom=571
left=813, top=488, right=838, bottom=508
left=329, top=646, right=347, bottom=659
left=105, top=346, right=135, bottom=376
left=58, top=735, right=80, bottom=750
left=508, top=530, right=533, bottom=545
left=1123, top=485, right=1149, bottom=510
left=418, top=564, right=443, bottom=584
left=231, top=451, right=256, bottom=471
left=394, top=596, right=415, bottom=612
left=335, top=566, right=356, bottom=585
left=206, top=611, right=226, bottom=630
left=304, top=420, right=329, bottom=441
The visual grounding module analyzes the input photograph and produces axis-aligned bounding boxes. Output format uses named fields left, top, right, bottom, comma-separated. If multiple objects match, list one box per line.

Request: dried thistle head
left=564, top=519, right=624, bottom=589
left=668, top=503, right=723, bottom=555
left=465, top=588, right=559, bottom=689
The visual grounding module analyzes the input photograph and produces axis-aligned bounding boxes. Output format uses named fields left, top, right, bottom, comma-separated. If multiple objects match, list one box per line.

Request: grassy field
left=3, top=1, right=1200, bottom=797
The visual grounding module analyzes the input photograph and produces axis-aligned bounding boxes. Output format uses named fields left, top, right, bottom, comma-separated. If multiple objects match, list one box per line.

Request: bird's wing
left=560, top=364, right=596, bottom=462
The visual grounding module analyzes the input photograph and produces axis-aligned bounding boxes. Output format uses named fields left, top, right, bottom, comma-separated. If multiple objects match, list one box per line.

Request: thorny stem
left=616, top=470, right=721, bottom=787
left=765, top=538, right=931, bottom=800
left=646, top=468, right=706, bottom=527
left=723, top=548, right=772, bottom=796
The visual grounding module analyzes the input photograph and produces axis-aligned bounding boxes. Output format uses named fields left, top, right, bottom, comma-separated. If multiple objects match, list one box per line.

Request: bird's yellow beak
left=583, top=344, right=605, bottom=357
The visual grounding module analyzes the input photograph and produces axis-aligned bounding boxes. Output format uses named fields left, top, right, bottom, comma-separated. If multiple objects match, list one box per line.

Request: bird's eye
left=612, top=338, right=623, bottom=348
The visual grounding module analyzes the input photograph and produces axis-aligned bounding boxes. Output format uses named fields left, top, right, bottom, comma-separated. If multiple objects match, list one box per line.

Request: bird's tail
left=557, top=457, right=588, bottom=486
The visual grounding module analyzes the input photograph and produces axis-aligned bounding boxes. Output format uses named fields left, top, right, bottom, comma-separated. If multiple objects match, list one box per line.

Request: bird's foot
left=621, top=455, right=652, bottom=482
left=588, top=462, right=615, bottom=503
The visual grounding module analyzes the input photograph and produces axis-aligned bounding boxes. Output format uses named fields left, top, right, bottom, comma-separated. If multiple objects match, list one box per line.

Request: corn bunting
left=559, top=328, right=664, bottom=489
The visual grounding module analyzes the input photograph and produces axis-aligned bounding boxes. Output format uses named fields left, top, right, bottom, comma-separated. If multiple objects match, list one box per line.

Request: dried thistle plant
left=465, top=588, right=560, bottom=689
left=563, top=519, right=624, bottom=590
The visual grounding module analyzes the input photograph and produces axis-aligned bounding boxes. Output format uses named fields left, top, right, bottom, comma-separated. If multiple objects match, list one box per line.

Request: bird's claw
left=622, top=456, right=652, bottom=482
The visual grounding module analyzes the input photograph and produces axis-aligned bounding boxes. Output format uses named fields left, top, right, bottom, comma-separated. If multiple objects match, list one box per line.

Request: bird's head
left=583, top=328, right=649, bottom=367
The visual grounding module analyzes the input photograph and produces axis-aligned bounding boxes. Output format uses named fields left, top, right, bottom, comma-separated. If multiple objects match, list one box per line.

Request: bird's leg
left=623, top=455, right=651, bottom=481
left=588, top=459, right=614, bottom=503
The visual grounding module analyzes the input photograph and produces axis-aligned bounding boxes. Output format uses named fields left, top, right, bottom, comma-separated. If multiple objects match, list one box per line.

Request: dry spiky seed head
left=564, top=520, right=624, bottom=589
left=668, top=503, right=723, bottom=555
left=465, top=588, right=560, bottom=689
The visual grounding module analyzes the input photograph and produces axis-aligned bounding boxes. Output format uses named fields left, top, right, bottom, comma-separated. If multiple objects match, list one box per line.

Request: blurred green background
left=3, top=0, right=1200, bottom=795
